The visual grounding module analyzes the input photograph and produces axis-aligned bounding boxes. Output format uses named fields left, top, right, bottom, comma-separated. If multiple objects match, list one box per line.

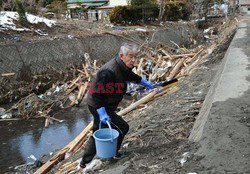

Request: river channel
left=0, top=105, right=92, bottom=173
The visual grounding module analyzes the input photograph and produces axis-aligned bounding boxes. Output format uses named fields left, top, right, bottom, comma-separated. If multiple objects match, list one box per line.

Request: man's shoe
left=79, top=162, right=86, bottom=168
left=113, top=152, right=126, bottom=160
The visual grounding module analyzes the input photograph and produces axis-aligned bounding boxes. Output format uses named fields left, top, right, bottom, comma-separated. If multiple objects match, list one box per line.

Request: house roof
left=67, top=0, right=108, bottom=4
left=85, top=2, right=107, bottom=7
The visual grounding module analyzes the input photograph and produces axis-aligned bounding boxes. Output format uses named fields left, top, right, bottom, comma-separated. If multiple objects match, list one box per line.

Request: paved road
left=189, top=16, right=250, bottom=173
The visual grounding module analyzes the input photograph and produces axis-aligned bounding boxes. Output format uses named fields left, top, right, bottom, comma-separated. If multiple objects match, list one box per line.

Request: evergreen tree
left=14, top=0, right=29, bottom=26
left=129, top=0, right=157, bottom=7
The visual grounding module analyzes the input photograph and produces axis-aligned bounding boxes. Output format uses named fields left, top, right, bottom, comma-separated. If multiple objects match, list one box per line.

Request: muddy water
left=0, top=105, right=92, bottom=173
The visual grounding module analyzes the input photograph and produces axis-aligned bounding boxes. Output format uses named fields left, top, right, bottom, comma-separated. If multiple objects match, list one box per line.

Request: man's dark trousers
left=81, top=105, right=129, bottom=164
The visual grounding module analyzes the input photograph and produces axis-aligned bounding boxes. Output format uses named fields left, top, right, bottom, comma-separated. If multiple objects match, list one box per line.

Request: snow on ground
left=0, top=11, right=56, bottom=31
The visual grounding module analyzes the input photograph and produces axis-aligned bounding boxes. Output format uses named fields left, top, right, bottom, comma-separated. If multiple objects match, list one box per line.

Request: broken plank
left=171, top=53, right=195, bottom=58
left=40, top=115, right=63, bottom=123
left=186, top=48, right=204, bottom=63
left=82, top=64, right=89, bottom=78
left=76, top=82, right=88, bottom=104
left=66, top=85, right=78, bottom=95
left=167, top=59, right=184, bottom=81
left=34, top=148, right=68, bottom=174
left=137, top=58, right=144, bottom=73
left=67, top=122, right=93, bottom=153
left=44, top=118, right=50, bottom=128
left=77, top=69, right=85, bottom=75
left=117, top=91, right=156, bottom=116
left=0, top=118, right=21, bottom=122
left=1, top=73, right=15, bottom=77
left=68, top=76, right=81, bottom=89
left=154, top=85, right=179, bottom=99
left=56, top=161, right=78, bottom=174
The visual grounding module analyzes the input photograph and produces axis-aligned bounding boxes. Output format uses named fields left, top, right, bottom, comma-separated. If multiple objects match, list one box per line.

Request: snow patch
left=0, top=11, right=56, bottom=31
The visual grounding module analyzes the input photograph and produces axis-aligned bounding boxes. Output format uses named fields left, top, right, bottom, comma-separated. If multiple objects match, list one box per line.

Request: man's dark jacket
left=87, top=56, right=141, bottom=110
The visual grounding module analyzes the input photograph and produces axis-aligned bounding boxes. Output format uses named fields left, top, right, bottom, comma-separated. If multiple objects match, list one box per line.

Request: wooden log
left=68, top=76, right=81, bottom=89
left=94, top=60, right=97, bottom=72
left=44, top=118, right=50, bottom=128
left=171, top=53, right=195, bottom=58
left=117, top=91, right=156, bottom=116
left=185, top=48, right=205, bottom=73
left=154, top=85, right=179, bottom=99
left=0, top=118, right=21, bottom=122
left=159, top=49, right=171, bottom=58
left=185, top=48, right=204, bottom=63
left=56, top=161, right=78, bottom=174
left=71, top=132, right=91, bottom=153
left=77, top=85, right=84, bottom=101
left=167, top=59, right=184, bottom=81
left=137, top=58, right=144, bottom=74
left=118, top=78, right=179, bottom=116
left=76, top=82, right=87, bottom=104
left=82, top=64, right=89, bottom=78
left=67, top=122, right=93, bottom=153
left=1, top=72, right=15, bottom=77
left=156, top=54, right=162, bottom=67
left=66, top=85, right=78, bottom=95
left=40, top=115, right=63, bottom=123
left=77, top=69, right=85, bottom=75
left=34, top=148, right=68, bottom=174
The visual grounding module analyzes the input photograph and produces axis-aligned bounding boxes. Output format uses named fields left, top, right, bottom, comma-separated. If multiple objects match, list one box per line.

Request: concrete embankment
left=0, top=23, right=201, bottom=80
left=189, top=16, right=250, bottom=173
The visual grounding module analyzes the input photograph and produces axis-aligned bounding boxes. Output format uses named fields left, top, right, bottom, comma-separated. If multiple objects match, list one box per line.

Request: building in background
left=96, top=0, right=128, bottom=21
left=67, top=0, right=109, bottom=20
left=239, top=0, right=250, bottom=14
left=66, top=0, right=129, bottom=21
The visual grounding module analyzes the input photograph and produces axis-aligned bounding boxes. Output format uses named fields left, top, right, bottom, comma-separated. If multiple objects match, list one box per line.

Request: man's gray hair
left=119, top=43, right=138, bottom=56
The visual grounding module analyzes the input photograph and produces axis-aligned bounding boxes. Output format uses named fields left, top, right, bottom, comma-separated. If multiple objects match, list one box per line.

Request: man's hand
left=97, top=107, right=111, bottom=124
left=139, top=78, right=155, bottom=89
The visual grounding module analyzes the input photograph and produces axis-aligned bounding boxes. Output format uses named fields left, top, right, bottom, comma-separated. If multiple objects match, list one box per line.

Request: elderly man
left=80, top=43, right=154, bottom=168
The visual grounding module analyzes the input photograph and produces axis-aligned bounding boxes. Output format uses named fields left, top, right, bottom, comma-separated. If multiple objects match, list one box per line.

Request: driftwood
left=44, top=118, right=50, bottom=128
left=118, top=91, right=156, bottom=116
left=76, top=82, right=87, bottom=104
left=118, top=79, right=179, bottom=116
left=171, top=53, right=195, bottom=58
left=55, top=161, right=78, bottom=174
left=67, top=122, right=93, bottom=153
left=1, top=72, right=15, bottom=77
left=167, top=59, right=184, bottom=81
left=82, top=64, right=89, bottom=79
left=0, top=118, right=21, bottom=121
left=154, top=85, right=179, bottom=99
left=68, top=76, right=81, bottom=89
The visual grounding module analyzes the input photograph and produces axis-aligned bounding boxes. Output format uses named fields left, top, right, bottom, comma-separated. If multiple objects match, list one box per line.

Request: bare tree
left=158, top=0, right=166, bottom=22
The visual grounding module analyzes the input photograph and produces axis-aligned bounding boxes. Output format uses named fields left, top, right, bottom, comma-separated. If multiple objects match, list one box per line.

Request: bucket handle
left=99, top=121, right=114, bottom=142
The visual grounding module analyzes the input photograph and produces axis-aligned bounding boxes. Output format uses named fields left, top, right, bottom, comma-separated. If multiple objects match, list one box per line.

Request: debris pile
left=0, top=54, right=100, bottom=125
left=31, top=41, right=205, bottom=174
left=135, top=43, right=204, bottom=82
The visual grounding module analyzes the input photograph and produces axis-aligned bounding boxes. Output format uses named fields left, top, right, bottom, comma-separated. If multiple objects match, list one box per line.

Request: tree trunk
left=158, top=0, right=165, bottom=22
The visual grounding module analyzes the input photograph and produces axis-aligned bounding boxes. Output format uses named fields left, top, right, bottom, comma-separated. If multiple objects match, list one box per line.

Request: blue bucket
left=93, top=122, right=119, bottom=159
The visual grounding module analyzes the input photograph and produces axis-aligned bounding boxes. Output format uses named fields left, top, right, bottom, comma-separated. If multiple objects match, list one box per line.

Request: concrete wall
left=109, top=0, right=127, bottom=6
left=0, top=23, right=201, bottom=81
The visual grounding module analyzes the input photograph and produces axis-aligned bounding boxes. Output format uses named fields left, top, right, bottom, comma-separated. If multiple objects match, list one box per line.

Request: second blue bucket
left=93, top=121, right=119, bottom=159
